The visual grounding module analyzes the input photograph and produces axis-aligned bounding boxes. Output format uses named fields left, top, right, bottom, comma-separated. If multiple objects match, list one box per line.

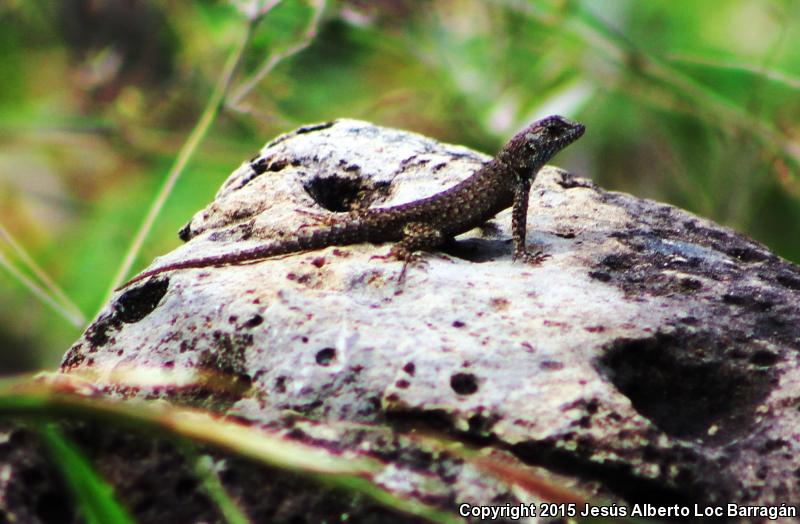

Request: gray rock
left=10, top=119, right=800, bottom=523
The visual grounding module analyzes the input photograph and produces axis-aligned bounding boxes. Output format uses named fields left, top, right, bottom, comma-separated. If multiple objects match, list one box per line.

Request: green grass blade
left=190, top=451, right=252, bottom=524
left=37, top=423, right=136, bottom=524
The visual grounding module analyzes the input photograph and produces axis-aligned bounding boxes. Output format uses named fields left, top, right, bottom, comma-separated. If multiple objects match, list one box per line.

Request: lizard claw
left=370, top=249, right=427, bottom=285
left=513, top=250, right=550, bottom=265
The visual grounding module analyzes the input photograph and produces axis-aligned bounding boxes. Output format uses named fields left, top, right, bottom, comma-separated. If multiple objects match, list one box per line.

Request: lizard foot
left=513, top=250, right=550, bottom=265
left=370, top=249, right=427, bottom=284
left=295, top=208, right=340, bottom=229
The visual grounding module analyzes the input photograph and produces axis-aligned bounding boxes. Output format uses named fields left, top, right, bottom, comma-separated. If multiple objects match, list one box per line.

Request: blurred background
left=1, top=0, right=798, bottom=372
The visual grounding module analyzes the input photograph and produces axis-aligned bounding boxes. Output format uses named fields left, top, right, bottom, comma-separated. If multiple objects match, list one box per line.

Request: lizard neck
left=474, top=157, right=521, bottom=208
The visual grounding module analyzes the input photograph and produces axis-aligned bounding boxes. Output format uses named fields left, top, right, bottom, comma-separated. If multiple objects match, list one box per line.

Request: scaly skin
left=120, top=116, right=585, bottom=288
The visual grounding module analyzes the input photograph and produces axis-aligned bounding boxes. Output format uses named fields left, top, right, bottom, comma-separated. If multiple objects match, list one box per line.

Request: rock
left=5, top=119, right=800, bottom=523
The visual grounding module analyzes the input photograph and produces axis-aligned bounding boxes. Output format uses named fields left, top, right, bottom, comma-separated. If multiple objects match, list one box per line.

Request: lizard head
left=497, top=115, right=585, bottom=178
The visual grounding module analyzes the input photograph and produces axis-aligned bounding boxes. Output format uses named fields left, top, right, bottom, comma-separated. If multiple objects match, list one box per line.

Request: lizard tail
left=117, top=220, right=370, bottom=290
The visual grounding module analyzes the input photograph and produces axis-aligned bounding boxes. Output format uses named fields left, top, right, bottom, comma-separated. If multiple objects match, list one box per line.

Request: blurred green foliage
left=0, top=0, right=798, bottom=370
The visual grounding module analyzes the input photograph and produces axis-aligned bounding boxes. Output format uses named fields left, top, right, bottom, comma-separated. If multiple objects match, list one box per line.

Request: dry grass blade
left=0, top=223, right=86, bottom=324
left=0, top=249, right=85, bottom=328
left=0, top=377, right=462, bottom=524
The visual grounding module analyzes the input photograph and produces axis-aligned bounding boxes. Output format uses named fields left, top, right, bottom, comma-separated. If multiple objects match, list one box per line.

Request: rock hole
left=601, top=253, right=634, bottom=271
left=759, top=438, right=788, bottom=454
left=250, top=156, right=288, bottom=176
left=776, top=273, right=800, bottom=290
left=679, top=278, right=702, bottom=291
left=243, top=314, right=263, bottom=328
left=315, top=348, right=336, bottom=366
left=726, top=246, right=769, bottom=263
left=749, top=350, right=779, bottom=367
left=384, top=408, right=455, bottom=433
left=302, top=175, right=387, bottom=212
left=598, top=332, right=772, bottom=439
left=450, top=372, right=479, bottom=395
left=588, top=270, right=612, bottom=282
left=467, top=413, right=497, bottom=436
left=114, top=279, right=169, bottom=323
left=722, top=290, right=773, bottom=312
left=295, top=121, right=335, bottom=134
left=177, top=222, right=192, bottom=242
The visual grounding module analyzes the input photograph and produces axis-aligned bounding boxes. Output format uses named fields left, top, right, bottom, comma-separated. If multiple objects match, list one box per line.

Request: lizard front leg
left=511, top=178, right=549, bottom=264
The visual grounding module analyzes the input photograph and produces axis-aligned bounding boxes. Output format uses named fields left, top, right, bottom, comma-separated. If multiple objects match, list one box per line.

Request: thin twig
left=667, top=53, right=800, bottom=91
left=101, top=22, right=256, bottom=307
left=227, top=0, right=326, bottom=113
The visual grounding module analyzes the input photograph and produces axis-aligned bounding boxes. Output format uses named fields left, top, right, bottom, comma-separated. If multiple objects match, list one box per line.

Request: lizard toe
left=513, top=250, right=550, bottom=265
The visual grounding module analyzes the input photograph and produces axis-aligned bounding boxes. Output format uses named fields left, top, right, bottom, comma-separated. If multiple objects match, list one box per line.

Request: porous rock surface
left=5, top=119, right=800, bottom=523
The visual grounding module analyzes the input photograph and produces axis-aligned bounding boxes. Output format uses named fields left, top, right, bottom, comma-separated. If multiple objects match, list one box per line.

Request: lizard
left=119, top=115, right=585, bottom=289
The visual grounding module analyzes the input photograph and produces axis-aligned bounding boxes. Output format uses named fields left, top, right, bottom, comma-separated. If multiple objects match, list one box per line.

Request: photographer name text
left=458, top=502, right=796, bottom=521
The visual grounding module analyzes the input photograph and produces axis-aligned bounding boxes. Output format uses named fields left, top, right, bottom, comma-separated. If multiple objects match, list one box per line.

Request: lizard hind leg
left=387, top=222, right=445, bottom=282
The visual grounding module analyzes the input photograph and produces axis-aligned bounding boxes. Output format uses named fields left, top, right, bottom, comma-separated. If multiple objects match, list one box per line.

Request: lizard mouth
left=536, top=115, right=585, bottom=151
left=557, top=118, right=586, bottom=145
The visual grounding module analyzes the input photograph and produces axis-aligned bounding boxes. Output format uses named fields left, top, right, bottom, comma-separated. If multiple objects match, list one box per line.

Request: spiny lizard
left=120, top=115, right=585, bottom=288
